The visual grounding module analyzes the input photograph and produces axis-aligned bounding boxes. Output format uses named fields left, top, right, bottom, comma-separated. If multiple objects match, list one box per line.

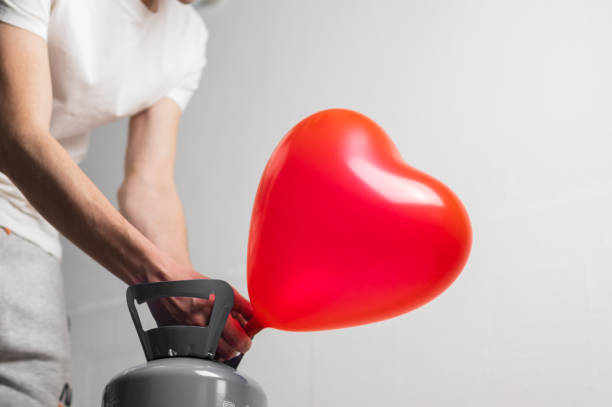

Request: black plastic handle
left=127, top=279, right=234, bottom=362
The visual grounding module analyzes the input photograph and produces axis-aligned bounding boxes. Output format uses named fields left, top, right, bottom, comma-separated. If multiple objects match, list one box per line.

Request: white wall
left=63, top=0, right=612, bottom=405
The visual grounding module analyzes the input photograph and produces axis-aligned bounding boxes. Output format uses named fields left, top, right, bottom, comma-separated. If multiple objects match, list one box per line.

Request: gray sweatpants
left=0, top=230, right=72, bottom=407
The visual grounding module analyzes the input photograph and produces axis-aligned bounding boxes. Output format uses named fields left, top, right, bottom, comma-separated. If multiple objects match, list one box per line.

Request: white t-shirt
left=0, top=0, right=207, bottom=258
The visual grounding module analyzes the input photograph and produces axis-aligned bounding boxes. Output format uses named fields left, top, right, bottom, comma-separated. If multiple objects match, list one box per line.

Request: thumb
left=244, top=315, right=265, bottom=338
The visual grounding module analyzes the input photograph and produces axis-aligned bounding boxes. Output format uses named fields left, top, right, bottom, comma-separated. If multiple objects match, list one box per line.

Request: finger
left=187, top=298, right=210, bottom=326
left=222, top=315, right=252, bottom=354
left=244, top=318, right=264, bottom=337
left=216, top=337, right=238, bottom=361
left=232, top=289, right=254, bottom=320
left=231, top=311, right=248, bottom=327
left=148, top=298, right=176, bottom=326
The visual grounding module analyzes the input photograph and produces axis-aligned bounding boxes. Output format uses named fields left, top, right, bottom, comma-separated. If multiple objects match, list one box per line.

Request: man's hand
left=148, top=265, right=254, bottom=360
left=122, top=98, right=253, bottom=359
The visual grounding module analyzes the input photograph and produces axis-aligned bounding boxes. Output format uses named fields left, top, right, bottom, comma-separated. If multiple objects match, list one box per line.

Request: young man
left=0, top=1, right=253, bottom=406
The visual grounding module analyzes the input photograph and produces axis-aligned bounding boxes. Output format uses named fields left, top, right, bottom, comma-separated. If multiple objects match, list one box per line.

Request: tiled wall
left=62, top=0, right=612, bottom=405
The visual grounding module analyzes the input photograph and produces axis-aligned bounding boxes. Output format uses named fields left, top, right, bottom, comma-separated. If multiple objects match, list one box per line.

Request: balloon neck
left=245, top=315, right=266, bottom=337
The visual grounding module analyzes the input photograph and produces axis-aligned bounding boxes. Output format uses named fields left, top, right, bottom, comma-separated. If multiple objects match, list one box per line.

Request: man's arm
left=0, top=23, right=176, bottom=284
left=119, top=99, right=191, bottom=266
left=120, top=98, right=253, bottom=359
left=0, top=23, right=251, bottom=358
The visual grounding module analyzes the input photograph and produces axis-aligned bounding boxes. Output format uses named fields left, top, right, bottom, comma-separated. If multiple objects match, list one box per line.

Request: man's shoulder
left=158, top=2, right=208, bottom=60
left=165, top=2, right=207, bottom=39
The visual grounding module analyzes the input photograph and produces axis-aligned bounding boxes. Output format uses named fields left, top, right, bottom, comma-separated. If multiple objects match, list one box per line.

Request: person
left=0, top=1, right=253, bottom=406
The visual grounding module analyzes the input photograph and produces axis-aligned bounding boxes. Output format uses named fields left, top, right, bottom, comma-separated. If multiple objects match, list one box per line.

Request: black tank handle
left=126, top=279, right=233, bottom=362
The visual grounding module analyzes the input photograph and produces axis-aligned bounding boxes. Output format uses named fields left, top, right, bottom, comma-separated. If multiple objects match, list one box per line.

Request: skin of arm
left=120, top=99, right=253, bottom=358
left=0, top=23, right=250, bottom=358
left=120, top=99, right=192, bottom=266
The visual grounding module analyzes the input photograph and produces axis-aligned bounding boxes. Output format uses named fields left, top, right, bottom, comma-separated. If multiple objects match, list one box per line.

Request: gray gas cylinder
left=102, top=279, right=267, bottom=407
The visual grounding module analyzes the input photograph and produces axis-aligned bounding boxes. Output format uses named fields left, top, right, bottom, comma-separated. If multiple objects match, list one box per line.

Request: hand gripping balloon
left=245, top=109, right=471, bottom=335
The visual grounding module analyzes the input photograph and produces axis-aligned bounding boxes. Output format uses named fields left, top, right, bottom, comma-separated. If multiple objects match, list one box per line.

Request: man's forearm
left=0, top=127, right=174, bottom=285
left=118, top=174, right=192, bottom=267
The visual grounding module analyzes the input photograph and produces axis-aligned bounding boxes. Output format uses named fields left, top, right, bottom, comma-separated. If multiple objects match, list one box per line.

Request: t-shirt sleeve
left=165, top=19, right=208, bottom=111
left=0, top=0, right=52, bottom=40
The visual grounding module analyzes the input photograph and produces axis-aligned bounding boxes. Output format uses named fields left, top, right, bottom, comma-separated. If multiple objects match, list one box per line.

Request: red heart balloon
left=246, top=109, right=471, bottom=333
